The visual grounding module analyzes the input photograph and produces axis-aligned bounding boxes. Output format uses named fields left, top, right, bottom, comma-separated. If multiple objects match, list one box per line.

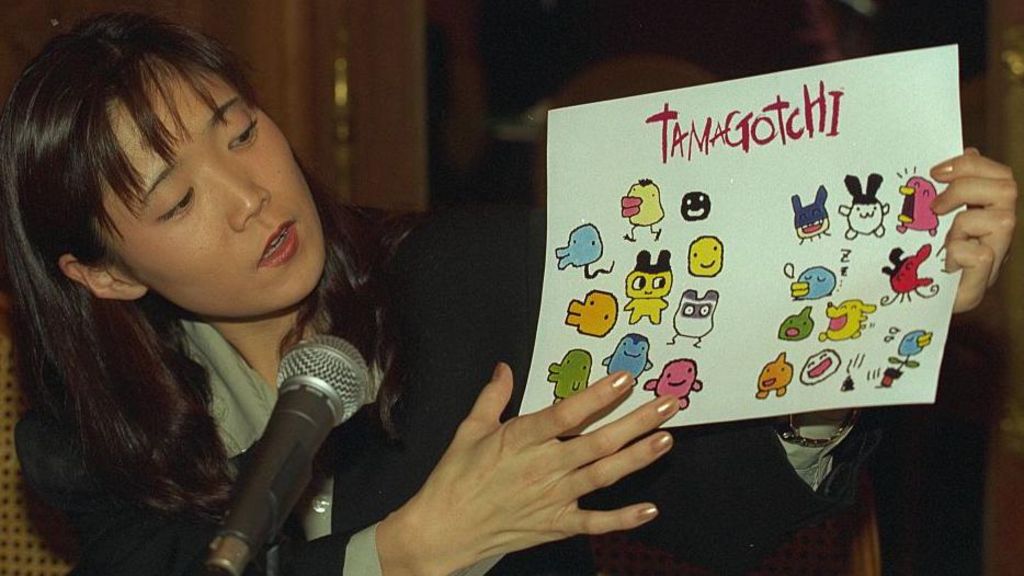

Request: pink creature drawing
left=643, top=358, right=702, bottom=410
left=896, top=176, right=939, bottom=236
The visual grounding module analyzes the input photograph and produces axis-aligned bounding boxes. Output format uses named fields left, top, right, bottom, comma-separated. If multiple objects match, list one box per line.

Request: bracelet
left=775, top=409, right=860, bottom=448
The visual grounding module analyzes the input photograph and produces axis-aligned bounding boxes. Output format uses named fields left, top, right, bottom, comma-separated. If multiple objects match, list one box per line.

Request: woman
left=1, top=12, right=676, bottom=576
left=2, top=12, right=1016, bottom=576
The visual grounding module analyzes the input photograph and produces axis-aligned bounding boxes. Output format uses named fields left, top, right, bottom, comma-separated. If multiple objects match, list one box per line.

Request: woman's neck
left=210, top=310, right=300, bottom=388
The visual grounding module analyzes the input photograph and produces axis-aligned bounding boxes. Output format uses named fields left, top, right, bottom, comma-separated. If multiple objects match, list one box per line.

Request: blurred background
left=0, top=1, right=1022, bottom=574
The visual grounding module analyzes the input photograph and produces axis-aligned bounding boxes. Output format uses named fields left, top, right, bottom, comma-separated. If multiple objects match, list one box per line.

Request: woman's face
left=97, top=76, right=325, bottom=321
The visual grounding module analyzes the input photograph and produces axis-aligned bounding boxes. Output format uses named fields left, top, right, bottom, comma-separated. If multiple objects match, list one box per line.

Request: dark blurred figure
left=428, top=0, right=848, bottom=206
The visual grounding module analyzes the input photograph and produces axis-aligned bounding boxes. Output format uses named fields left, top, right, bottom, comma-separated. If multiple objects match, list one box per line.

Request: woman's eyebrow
left=143, top=96, right=243, bottom=201
left=208, top=96, right=241, bottom=128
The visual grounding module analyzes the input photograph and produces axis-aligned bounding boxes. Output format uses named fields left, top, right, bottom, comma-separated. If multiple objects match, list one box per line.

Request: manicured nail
left=656, top=397, right=679, bottom=417
left=610, top=371, right=635, bottom=391
left=653, top=432, right=673, bottom=452
left=932, top=161, right=954, bottom=176
left=638, top=506, right=659, bottom=521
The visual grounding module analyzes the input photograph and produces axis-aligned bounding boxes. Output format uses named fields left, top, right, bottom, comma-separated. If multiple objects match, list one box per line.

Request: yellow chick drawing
left=621, top=179, right=665, bottom=242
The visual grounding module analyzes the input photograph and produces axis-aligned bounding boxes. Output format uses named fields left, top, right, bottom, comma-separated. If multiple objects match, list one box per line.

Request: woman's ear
left=57, top=253, right=148, bottom=300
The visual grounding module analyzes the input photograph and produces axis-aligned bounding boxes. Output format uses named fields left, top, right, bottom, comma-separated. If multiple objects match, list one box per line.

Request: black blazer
left=16, top=205, right=877, bottom=575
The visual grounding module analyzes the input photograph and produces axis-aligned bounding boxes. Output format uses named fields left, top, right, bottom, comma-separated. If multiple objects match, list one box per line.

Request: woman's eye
left=159, top=187, right=194, bottom=221
left=231, top=116, right=258, bottom=149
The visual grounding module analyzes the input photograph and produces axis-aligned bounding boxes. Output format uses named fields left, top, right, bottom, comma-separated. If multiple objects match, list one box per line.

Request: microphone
left=205, top=335, right=372, bottom=576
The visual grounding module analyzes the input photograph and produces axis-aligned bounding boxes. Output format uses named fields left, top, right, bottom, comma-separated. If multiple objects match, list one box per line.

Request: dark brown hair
left=0, top=12, right=395, bottom=519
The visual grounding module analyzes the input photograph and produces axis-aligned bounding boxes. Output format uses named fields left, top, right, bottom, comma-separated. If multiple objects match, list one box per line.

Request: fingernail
left=638, top=506, right=659, bottom=521
left=610, top=372, right=635, bottom=391
left=653, top=432, right=673, bottom=452
left=932, top=161, right=954, bottom=176
left=656, top=397, right=679, bottom=417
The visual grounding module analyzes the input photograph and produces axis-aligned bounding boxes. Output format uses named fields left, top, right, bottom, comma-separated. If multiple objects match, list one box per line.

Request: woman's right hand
left=375, top=362, right=679, bottom=575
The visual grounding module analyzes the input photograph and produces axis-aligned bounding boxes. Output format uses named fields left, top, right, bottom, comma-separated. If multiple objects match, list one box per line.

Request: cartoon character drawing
left=880, top=367, right=903, bottom=388
left=897, top=329, right=933, bottom=358
left=602, top=334, right=653, bottom=379
left=621, top=179, right=665, bottom=242
left=644, top=359, right=702, bottom=410
left=669, top=289, right=719, bottom=347
left=881, top=329, right=933, bottom=388
left=565, top=290, right=618, bottom=337
left=840, top=353, right=865, bottom=392
left=778, top=306, right=815, bottom=341
left=800, top=349, right=842, bottom=385
left=756, top=352, right=794, bottom=399
left=624, top=250, right=673, bottom=325
left=818, top=299, right=877, bottom=342
left=548, top=349, right=592, bottom=402
left=896, top=175, right=939, bottom=236
left=787, top=264, right=837, bottom=300
left=681, top=191, right=711, bottom=222
left=555, top=223, right=614, bottom=279
left=880, top=244, right=939, bottom=305
left=688, top=236, right=724, bottom=277
left=791, top=185, right=831, bottom=243
left=838, top=173, right=890, bottom=239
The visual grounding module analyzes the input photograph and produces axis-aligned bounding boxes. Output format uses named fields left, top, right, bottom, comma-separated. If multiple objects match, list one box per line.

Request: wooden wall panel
left=345, top=0, right=428, bottom=211
left=985, top=0, right=1024, bottom=573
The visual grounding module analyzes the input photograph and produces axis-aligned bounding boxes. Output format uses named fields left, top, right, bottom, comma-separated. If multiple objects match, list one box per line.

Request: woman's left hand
left=931, top=148, right=1018, bottom=313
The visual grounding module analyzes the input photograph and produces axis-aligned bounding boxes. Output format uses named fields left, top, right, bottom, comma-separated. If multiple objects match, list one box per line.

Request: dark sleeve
left=16, top=412, right=219, bottom=576
left=15, top=412, right=361, bottom=576
left=348, top=205, right=878, bottom=575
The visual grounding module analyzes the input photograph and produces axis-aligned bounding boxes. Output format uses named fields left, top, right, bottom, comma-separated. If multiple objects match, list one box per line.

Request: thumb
left=461, top=363, right=515, bottom=435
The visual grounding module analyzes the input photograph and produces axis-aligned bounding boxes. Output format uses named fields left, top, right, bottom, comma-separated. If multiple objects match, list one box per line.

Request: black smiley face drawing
left=681, top=191, right=711, bottom=222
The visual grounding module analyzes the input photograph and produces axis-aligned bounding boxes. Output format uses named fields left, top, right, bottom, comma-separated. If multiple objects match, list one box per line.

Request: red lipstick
left=259, top=221, right=298, bottom=268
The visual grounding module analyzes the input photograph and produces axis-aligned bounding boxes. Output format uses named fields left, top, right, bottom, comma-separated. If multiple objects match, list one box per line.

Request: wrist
left=376, top=499, right=468, bottom=576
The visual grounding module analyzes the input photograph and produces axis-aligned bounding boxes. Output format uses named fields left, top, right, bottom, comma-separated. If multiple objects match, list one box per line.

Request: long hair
left=0, top=12, right=395, bottom=519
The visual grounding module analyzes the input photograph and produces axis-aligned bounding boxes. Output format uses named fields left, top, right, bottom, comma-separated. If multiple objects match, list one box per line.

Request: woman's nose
left=208, top=162, right=269, bottom=231
left=229, top=184, right=270, bottom=232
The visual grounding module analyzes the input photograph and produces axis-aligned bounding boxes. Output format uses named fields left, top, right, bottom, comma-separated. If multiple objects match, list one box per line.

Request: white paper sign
left=522, top=46, right=963, bottom=428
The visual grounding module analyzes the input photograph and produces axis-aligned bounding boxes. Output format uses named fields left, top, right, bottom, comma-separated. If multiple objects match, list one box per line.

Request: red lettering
left=728, top=112, right=754, bottom=152
left=646, top=103, right=679, bottom=164
left=690, top=117, right=714, bottom=157
left=762, top=95, right=791, bottom=145
left=785, top=107, right=805, bottom=140
left=752, top=115, right=777, bottom=145
left=803, top=81, right=827, bottom=137
left=827, top=90, right=844, bottom=136
left=671, top=123, right=688, bottom=160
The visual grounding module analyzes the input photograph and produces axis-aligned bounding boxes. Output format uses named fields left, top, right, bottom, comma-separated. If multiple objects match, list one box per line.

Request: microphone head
left=277, top=335, right=371, bottom=426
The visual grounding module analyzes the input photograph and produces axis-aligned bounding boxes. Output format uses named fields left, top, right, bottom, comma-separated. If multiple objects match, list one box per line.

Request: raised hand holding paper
left=523, top=46, right=964, bottom=428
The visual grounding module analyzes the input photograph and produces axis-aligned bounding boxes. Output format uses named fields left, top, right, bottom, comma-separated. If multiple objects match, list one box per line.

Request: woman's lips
left=259, top=221, right=298, bottom=268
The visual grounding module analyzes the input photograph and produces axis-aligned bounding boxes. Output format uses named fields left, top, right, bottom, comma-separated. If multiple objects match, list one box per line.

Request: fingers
left=943, top=207, right=1015, bottom=285
left=931, top=154, right=1017, bottom=215
left=506, top=371, right=635, bottom=447
left=561, top=395, right=679, bottom=471
left=927, top=150, right=1017, bottom=302
left=931, top=149, right=1014, bottom=185
left=563, top=428, right=675, bottom=503
left=932, top=176, right=1018, bottom=215
left=559, top=502, right=661, bottom=536
left=945, top=239, right=994, bottom=313
left=458, top=362, right=515, bottom=438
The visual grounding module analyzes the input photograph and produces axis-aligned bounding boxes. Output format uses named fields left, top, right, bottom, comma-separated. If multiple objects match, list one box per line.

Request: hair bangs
left=94, top=57, right=247, bottom=229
